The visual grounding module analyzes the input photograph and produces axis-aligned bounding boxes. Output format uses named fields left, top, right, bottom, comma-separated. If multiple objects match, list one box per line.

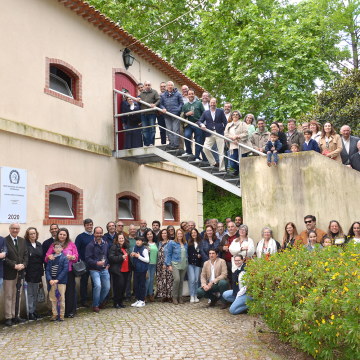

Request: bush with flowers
left=245, top=242, right=360, bottom=359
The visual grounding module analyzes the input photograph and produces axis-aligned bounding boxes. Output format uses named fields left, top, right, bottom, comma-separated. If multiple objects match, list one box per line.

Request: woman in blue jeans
left=187, top=229, right=202, bottom=303
left=144, top=230, right=158, bottom=302
left=222, top=254, right=252, bottom=315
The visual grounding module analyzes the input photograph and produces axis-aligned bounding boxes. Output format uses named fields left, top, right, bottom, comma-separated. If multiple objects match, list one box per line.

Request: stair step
left=226, top=178, right=240, bottom=184
left=201, top=166, right=218, bottom=173
left=177, top=154, right=195, bottom=160
left=188, top=160, right=209, bottom=167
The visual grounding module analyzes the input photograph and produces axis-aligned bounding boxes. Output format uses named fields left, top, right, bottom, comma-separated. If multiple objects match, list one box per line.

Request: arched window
left=162, top=197, right=180, bottom=226
left=44, top=183, right=83, bottom=226
left=116, top=191, right=141, bottom=225
left=44, top=57, right=83, bottom=107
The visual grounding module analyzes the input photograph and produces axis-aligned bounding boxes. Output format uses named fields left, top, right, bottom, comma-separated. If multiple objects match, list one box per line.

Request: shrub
left=246, top=243, right=360, bottom=359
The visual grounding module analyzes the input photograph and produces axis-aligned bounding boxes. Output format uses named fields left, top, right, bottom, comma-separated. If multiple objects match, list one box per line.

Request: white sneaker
left=136, top=301, right=145, bottom=307
left=181, top=152, right=191, bottom=157
left=131, top=300, right=139, bottom=307
left=195, top=158, right=201, bottom=162
left=208, top=299, right=211, bottom=304
left=149, top=144, right=154, bottom=147
left=190, top=296, right=194, bottom=303
left=194, top=296, right=199, bottom=303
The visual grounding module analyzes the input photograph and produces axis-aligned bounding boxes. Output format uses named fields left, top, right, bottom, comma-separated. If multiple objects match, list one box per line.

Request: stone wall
left=241, top=151, right=360, bottom=245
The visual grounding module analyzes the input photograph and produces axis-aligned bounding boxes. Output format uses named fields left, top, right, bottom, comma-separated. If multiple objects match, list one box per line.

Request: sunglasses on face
left=305, top=220, right=312, bottom=224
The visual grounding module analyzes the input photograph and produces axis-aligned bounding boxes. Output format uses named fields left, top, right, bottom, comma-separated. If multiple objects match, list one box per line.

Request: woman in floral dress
left=156, top=229, right=174, bottom=302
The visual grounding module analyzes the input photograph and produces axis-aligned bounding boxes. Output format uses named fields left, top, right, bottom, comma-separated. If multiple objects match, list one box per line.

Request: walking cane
left=14, top=269, right=24, bottom=323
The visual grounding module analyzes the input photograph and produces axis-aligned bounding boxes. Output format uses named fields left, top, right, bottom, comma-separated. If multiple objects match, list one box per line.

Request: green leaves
left=299, top=69, right=360, bottom=136
left=246, top=244, right=360, bottom=359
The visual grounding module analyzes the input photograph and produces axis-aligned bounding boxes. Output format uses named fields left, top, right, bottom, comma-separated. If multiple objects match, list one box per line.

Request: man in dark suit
left=198, top=97, right=228, bottom=171
left=340, top=125, right=360, bottom=165
left=348, top=140, right=360, bottom=172
left=3, top=222, right=29, bottom=326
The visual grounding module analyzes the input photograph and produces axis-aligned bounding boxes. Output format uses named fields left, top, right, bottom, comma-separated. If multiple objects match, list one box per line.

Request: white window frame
left=49, top=191, right=75, bottom=219
left=49, top=73, right=74, bottom=99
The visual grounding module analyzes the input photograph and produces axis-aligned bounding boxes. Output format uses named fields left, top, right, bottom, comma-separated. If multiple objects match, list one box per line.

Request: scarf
left=256, top=238, right=278, bottom=258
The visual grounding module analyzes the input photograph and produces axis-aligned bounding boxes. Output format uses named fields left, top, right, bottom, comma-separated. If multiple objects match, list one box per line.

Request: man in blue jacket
left=160, top=81, right=184, bottom=149
left=85, top=226, right=110, bottom=313
left=198, top=98, right=228, bottom=171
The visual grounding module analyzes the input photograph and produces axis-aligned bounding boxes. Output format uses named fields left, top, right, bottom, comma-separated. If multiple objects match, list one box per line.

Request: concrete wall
left=241, top=151, right=360, bottom=245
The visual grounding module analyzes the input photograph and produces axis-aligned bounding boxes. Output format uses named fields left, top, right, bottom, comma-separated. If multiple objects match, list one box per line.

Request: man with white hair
left=3, top=222, right=29, bottom=326
left=160, top=81, right=184, bottom=149
left=348, top=140, right=360, bottom=172
left=340, top=125, right=360, bottom=165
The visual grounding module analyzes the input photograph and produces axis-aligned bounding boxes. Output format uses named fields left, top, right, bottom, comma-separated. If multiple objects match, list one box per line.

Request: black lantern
left=122, top=48, right=135, bottom=70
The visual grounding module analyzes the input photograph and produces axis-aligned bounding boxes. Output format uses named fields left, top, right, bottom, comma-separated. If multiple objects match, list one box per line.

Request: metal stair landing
left=115, top=146, right=241, bottom=196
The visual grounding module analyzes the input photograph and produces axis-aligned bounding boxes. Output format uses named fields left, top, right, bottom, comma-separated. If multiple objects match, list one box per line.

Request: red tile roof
left=57, top=0, right=205, bottom=95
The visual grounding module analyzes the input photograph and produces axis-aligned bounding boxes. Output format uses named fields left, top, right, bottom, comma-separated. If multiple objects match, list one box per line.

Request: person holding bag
left=24, top=227, right=44, bottom=321
left=108, top=233, right=129, bottom=309
left=46, top=228, right=78, bottom=318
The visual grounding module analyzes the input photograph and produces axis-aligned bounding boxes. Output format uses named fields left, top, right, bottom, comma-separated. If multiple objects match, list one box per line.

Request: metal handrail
left=116, top=124, right=240, bottom=165
left=114, top=89, right=265, bottom=156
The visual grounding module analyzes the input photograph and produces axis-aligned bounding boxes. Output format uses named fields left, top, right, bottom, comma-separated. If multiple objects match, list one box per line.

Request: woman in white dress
left=229, top=225, right=254, bottom=272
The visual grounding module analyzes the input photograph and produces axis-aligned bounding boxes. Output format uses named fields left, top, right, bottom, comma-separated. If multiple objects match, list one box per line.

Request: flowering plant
left=245, top=243, right=360, bottom=359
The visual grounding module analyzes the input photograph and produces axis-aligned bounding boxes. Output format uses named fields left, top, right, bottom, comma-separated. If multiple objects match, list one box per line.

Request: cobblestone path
left=0, top=299, right=275, bottom=360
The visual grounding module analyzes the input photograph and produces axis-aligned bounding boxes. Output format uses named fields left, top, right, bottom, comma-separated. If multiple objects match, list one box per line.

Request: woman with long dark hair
left=108, top=233, right=129, bottom=309
left=144, top=229, right=158, bottom=303
left=282, top=222, right=299, bottom=250
left=347, top=222, right=360, bottom=244
left=46, top=228, right=78, bottom=318
left=156, top=229, right=174, bottom=303
left=326, top=220, right=347, bottom=246
left=187, top=228, right=202, bottom=303
left=200, top=225, right=220, bottom=264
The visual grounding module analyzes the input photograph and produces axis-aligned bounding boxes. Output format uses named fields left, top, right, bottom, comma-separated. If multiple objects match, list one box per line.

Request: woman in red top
left=108, top=233, right=129, bottom=309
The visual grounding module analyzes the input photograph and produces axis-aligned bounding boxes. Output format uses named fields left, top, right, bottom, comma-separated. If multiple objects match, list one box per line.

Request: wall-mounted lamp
left=122, top=48, right=135, bottom=70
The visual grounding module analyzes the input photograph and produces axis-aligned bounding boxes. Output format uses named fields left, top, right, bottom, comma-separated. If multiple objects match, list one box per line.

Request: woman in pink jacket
left=46, top=228, right=79, bottom=318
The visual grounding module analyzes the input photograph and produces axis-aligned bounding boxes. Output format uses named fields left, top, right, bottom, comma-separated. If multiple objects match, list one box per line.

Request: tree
left=299, top=69, right=360, bottom=136
left=89, top=0, right=351, bottom=122
left=315, top=0, right=360, bottom=69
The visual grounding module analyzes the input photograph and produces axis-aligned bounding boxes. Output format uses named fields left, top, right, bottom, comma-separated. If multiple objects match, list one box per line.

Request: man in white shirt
left=197, top=249, right=228, bottom=309
left=340, top=125, right=360, bottom=165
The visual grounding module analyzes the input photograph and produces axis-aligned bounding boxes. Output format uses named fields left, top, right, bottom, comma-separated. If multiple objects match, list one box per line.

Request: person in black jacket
left=24, top=227, right=44, bottom=321
left=270, top=122, right=287, bottom=153
left=187, top=229, right=202, bottom=304
left=108, top=233, right=130, bottom=309
left=121, top=94, right=143, bottom=149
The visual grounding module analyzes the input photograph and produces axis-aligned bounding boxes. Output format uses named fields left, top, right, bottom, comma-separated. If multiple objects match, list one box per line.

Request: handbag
left=72, top=259, right=87, bottom=277
left=322, top=150, right=335, bottom=159
left=37, top=282, right=46, bottom=303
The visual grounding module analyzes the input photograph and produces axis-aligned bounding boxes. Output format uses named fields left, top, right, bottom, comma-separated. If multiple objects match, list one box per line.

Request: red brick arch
left=162, top=197, right=180, bottom=226
left=43, top=182, right=83, bottom=225
left=116, top=191, right=141, bottom=226
left=44, top=57, right=83, bottom=107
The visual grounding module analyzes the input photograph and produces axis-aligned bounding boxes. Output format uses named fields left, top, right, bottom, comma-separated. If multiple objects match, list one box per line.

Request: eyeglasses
left=305, top=220, right=312, bottom=224
left=117, top=225, right=124, bottom=227
left=54, top=246, right=63, bottom=249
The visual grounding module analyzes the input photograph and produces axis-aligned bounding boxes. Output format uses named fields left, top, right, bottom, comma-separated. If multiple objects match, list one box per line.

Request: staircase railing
left=114, top=89, right=265, bottom=187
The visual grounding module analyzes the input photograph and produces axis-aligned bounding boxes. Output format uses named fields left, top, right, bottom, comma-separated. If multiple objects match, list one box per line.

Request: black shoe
left=29, top=313, right=37, bottom=321
left=125, top=297, right=131, bottom=302
left=5, top=319, right=12, bottom=326
left=113, top=304, right=121, bottom=309
left=119, top=303, right=126, bottom=308
left=14, top=316, right=26, bottom=323
left=34, top=311, right=43, bottom=319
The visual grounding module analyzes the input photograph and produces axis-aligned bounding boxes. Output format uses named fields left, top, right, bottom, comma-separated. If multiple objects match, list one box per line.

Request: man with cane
left=3, top=222, right=29, bottom=326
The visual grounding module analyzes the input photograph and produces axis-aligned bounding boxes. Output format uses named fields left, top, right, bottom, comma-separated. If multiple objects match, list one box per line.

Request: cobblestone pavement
left=0, top=298, right=275, bottom=360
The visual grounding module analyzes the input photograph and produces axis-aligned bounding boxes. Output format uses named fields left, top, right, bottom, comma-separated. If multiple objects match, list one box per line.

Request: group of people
left=0, top=215, right=359, bottom=324
left=120, top=81, right=360, bottom=173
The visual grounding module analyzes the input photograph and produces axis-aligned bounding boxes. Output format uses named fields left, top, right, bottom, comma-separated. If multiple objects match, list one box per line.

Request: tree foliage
left=299, top=69, right=360, bottom=136
left=203, top=181, right=242, bottom=223
left=246, top=243, right=360, bottom=359
left=89, top=0, right=351, bottom=121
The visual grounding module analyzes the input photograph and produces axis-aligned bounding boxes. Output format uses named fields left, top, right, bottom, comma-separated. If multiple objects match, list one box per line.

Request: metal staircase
left=113, top=90, right=266, bottom=197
